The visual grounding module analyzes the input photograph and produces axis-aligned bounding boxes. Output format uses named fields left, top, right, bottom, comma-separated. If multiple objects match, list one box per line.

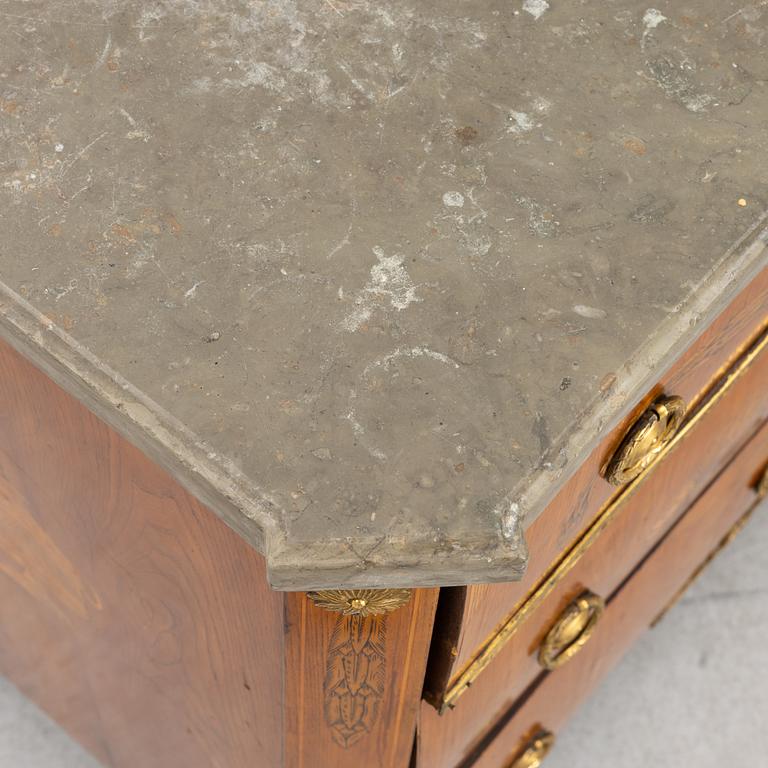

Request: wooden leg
left=284, top=589, right=438, bottom=768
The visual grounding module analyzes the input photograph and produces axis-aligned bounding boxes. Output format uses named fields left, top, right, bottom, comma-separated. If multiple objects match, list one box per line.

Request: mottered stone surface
left=0, top=0, right=767, bottom=588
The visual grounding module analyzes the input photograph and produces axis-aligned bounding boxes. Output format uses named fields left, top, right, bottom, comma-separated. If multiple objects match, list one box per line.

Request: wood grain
left=284, top=588, right=438, bottom=768
left=419, top=333, right=768, bottom=766
left=426, top=264, right=768, bottom=701
left=0, top=337, right=284, bottom=767
left=464, top=416, right=768, bottom=768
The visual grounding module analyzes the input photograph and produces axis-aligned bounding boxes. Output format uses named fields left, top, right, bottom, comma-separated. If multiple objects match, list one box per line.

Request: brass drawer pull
left=603, top=395, right=686, bottom=485
left=505, top=728, right=555, bottom=768
left=538, top=590, right=605, bottom=670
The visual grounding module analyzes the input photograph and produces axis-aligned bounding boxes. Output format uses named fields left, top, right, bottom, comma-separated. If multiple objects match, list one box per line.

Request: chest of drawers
left=2, top=246, right=766, bottom=768
left=1, top=1, right=767, bottom=767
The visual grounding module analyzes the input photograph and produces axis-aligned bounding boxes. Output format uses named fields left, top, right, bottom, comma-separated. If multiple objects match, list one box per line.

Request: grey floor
left=0, top=508, right=766, bottom=768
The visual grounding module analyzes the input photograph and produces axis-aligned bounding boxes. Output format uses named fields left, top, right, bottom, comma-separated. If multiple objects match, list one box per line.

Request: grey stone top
left=1, top=0, right=767, bottom=590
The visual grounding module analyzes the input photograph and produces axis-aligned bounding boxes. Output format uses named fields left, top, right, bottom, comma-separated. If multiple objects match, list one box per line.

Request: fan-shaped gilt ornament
left=307, top=589, right=412, bottom=616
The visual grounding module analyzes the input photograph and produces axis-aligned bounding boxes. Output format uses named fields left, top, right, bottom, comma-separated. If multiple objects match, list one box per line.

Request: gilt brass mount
left=538, top=590, right=605, bottom=671
left=307, top=589, right=412, bottom=616
left=505, top=728, right=555, bottom=768
left=603, top=395, right=686, bottom=486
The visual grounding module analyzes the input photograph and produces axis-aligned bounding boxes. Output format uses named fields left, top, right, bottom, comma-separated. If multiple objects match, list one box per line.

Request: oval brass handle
left=538, top=590, right=605, bottom=670
left=603, top=395, right=686, bottom=486
left=505, top=729, right=555, bottom=768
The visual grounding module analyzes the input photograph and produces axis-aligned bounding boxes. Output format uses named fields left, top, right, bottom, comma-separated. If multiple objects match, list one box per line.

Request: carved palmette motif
left=323, top=614, right=387, bottom=748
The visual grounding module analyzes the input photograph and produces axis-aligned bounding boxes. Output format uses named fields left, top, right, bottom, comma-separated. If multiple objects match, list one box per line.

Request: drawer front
left=463, top=419, right=768, bottom=768
left=428, top=264, right=768, bottom=700
left=419, top=331, right=768, bottom=766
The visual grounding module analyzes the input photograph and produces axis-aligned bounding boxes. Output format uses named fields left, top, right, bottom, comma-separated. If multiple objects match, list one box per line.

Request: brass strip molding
left=439, top=321, right=768, bottom=712
left=757, top=462, right=768, bottom=499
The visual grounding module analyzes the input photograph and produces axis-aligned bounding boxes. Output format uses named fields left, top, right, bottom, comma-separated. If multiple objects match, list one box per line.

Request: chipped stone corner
left=494, top=498, right=527, bottom=552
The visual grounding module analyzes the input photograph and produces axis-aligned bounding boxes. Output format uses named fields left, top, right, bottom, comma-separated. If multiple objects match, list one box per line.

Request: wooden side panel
left=439, top=264, right=768, bottom=684
left=420, top=418, right=768, bottom=768
left=285, top=588, right=438, bottom=768
left=0, top=337, right=284, bottom=767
